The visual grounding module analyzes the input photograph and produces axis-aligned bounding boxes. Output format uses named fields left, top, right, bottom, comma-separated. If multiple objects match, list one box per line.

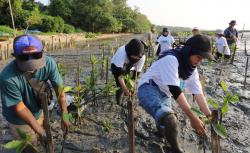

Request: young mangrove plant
left=191, top=80, right=240, bottom=153
left=4, top=129, right=38, bottom=153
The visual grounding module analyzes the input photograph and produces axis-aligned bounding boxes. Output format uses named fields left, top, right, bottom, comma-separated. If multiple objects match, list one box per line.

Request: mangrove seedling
left=4, top=129, right=38, bottom=153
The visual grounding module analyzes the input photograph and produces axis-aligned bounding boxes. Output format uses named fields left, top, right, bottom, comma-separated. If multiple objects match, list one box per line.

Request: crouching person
left=111, top=39, right=145, bottom=105
left=0, top=35, right=70, bottom=150
left=215, top=29, right=231, bottom=62
left=137, top=35, right=213, bottom=152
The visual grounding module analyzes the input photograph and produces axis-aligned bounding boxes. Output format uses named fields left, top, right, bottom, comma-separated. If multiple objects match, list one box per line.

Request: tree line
left=0, top=0, right=152, bottom=33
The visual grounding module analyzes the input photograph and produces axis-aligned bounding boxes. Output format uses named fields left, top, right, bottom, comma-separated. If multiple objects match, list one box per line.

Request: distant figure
left=111, top=39, right=145, bottom=105
left=146, top=26, right=158, bottom=57
left=224, top=20, right=238, bottom=47
left=156, top=28, right=175, bottom=56
left=215, top=29, right=231, bottom=61
left=186, top=27, right=200, bottom=40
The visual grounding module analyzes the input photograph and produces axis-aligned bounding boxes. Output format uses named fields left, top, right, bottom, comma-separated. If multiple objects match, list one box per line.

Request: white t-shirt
left=138, top=55, right=202, bottom=97
left=216, top=37, right=230, bottom=55
left=157, top=35, right=175, bottom=55
left=111, top=45, right=146, bottom=72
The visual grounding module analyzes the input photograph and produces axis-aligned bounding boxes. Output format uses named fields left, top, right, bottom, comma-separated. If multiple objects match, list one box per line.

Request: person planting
left=111, top=38, right=145, bottom=105
left=137, top=34, right=213, bottom=153
left=0, top=35, right=70, bottom=149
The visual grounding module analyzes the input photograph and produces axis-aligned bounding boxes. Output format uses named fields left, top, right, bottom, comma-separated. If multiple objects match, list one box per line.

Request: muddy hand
left=38, top=132, right=47, bottom=147
left=190, top=116, right=206, bottom=137
left=61, top=119, right=70, bottom=131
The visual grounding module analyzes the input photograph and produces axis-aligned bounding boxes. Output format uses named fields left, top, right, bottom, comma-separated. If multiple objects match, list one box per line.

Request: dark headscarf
left=159, top=46, right=195, bottom=80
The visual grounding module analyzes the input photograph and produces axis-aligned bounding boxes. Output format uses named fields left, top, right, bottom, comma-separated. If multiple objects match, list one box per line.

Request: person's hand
left=61, top=112, right=71, bottom=131
left=38, top=131, right=47, bottom=147
left=233, top=36, right=237, bottom=41
left=124, top=88, right=131, bottom=96
left=190, top=116, right=206, bottom=136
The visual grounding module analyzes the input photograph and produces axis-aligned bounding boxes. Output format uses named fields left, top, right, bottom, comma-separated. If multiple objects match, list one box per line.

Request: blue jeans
left=137, top=83, right=174, bottom=124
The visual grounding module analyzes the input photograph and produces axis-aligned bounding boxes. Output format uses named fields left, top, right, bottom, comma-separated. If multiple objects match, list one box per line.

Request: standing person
left=156, top=28, right=175, bottom=56
left=186, top=27, right=200, bottom=40
left=224, top=20, right=238, bottom=47
left=215, top=29, right=231, bottom=61
left=146, top=26, right=158, bottom=57
left=111, top=39, right=145, bottom=105
left=0, top=35, right=70, bottom=147
left=137, top=35, right=213, bottom=153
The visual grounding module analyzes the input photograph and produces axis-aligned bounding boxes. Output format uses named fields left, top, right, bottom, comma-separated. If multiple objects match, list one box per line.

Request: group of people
left=0, top=20, right=238, bottom=153
left=145, top=20, right=238, bottom=62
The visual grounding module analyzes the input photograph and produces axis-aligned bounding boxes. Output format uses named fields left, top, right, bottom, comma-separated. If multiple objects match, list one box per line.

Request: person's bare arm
left=56, top=90, right=68, bottom=114
left=176, top=93, right=206, bottom=136
left=118, top=76, right=130, bottom=96
left=14, top=102, right=45, bottom=136
left=194, top=94, right=212, bottom=117
left=55, top=88, right=70, bottom=129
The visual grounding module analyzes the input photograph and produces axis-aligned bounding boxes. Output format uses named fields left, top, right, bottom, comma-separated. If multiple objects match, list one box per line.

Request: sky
left=37, top=0, right=250, bottom=30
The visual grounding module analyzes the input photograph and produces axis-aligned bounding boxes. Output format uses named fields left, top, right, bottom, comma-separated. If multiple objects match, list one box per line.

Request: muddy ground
left=0, top=34, right=250, bottom=153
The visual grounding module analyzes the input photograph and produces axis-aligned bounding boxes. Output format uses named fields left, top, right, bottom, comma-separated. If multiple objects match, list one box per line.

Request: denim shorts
left=137, top=83, right=174, bottom=124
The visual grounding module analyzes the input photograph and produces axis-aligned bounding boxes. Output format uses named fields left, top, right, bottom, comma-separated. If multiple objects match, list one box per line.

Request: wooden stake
left=41, top=93, right=54, bottom=153
left=101, top=47, right=105, bottom=79
left=211, top=110, right=220, bottom=153
left=105, top=58, right=109, bottom=84
left=244, top=57, right=249, bottom=89
left=128, top=100, right=135, bottom=153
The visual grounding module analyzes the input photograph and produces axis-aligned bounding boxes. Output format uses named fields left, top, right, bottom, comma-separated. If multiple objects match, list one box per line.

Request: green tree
left=49, top=0, right=73, bottom=23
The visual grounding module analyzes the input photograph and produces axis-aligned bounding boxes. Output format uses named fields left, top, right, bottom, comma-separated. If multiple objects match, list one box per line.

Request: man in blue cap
left=0, top=35, right=70, bottom=145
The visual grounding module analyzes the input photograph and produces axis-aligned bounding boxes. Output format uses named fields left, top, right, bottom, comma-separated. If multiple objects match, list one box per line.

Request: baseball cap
left=13, top=35, right=45, bottom=71
left=229, top=20, right=236, bottom=24
left=185, top=34, right=214, bottom=60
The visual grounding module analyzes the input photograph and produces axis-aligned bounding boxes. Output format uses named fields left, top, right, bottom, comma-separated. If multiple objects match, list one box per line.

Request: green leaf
left=212, top=123, right=227, bottom=139
left=63, top=86, right=72, bottom=93
left=74, top=85, right=81, bottom=92
left=230, top=94, right=239, bottom=103
left=191, top=107, right=205, bottom=117
left=220, top=80, right=228, bottom=92
left=4, top=140, right=23, bottom=149
left=208, top=98, right=219, bottom=109
left=221, top=102, right=229, bottom=116
left=16, top=128, right=27, bottom=140
left=16, top=144, right=27, bottom=153
left=63, top=113, right=73, bottom=122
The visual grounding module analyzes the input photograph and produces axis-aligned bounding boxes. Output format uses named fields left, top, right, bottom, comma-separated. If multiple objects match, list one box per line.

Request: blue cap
left=13, top=35, right=43, bottom=55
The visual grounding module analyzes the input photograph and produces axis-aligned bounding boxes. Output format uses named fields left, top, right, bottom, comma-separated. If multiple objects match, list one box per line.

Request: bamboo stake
left=101, top=47, right=105, bottom=79
left=51, top=36, right=54, bottom=51
left=41, top=93, right=54, bottom=153
left=105, top=58, right=109, bottom=84
left=211, top=110, right=220, bottom=153
left=244, top=57, right=249, bottom=89
left=8, top=0, right=16, bottom=37
left=128, top=100, right=135, bottom=153
left=60, top=128, right=68, bottom=153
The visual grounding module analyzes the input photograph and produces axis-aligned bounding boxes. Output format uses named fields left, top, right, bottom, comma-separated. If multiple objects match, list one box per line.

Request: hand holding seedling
left=190, top=116, right=207, bottom=136
left=38, top=131, right=47, bottom=148
left=61, top=112, right=72, bottom=131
